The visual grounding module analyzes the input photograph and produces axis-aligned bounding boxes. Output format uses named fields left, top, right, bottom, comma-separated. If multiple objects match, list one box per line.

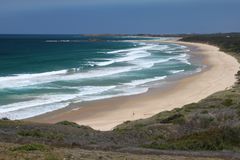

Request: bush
left=222, top=99, right=233, bottom=106
left=113, top=128, right=128, bottom=134
left=45, top=153, right=61, bottom=160
left=134, top=123, right=146, bottom=129
left=124, top=121, right=131, bottom=124
left=201, top=110, right=209, bottom=114
left=209, top=105, right=217, bottom=108
left=11, top=143, right=48, bottom=152
left=160, top=113, right=185, bottom=125
left=199, top=116, right=215, bottom=128
left=56, top=121, right=80, bottom=128
left=144, top=127, right=240, bottom=151
left=18, top=129, right=63, bottom=140
left=56, top=121, right=92, bottom=130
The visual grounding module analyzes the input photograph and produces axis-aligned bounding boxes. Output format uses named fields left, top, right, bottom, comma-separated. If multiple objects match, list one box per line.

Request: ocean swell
left=0, top=40, right=198, bottom=120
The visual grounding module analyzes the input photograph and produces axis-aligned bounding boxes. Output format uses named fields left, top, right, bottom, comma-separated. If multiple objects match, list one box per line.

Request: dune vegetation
left=1, top=33, right=240, bottom=159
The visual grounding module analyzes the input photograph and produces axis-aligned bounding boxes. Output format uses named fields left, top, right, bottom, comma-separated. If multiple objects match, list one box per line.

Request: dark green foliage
left=198, top=116, right=215, bottom=128
left=201, top=110, right=208, bottom=114
left=237, top=105, right=240, bottom=117
left=45, top=153, right=60, bottom=160
left=144, top=127, right=240, bottom=151
left=18, top=129, right=63, bottom=140
left=124, top=121, right=131, bottom=124
left=134, top=123, right=146, bottom=129
left=11, top=143, right=48, bottom=152
left=181, top=103, right=198, bottom=112
left=1, top=34, right=240, bottom=155
left=222, top=99, right=233, bottom=106
left=181, top=33, right=240, bottom=54
left=208, top=105, right=217, bottom=108
left=236, top=71, right=240, bottom=84
left=160, top=113, right=185, bottom=125
left=113, top=127, right=129, bottom=134
left=56, top=121, right=80, bottom=128
left=56, top=121, right=93, bottom=130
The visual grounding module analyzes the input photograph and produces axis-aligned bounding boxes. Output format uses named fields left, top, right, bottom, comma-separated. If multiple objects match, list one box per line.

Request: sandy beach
left=29, top=40, right=240, bottom=131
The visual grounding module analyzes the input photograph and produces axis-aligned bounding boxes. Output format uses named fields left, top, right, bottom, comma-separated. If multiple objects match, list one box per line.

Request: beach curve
left=28, top=40, right=240, bottom=131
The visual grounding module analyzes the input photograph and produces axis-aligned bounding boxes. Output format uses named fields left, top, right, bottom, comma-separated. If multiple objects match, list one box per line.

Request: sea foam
left=0, top=40, right=197, bottom=120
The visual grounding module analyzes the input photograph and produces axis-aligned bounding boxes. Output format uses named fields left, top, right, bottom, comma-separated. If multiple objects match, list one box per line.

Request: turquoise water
left=0, top=35, right=200, bottom=119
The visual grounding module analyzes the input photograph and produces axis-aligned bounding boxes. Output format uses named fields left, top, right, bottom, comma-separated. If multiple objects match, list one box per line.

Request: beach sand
left=29, top=40, right=240, bottom=131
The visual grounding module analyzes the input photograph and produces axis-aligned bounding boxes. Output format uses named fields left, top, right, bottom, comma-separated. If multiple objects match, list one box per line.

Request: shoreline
left=28, top=40, right=239, bottom=131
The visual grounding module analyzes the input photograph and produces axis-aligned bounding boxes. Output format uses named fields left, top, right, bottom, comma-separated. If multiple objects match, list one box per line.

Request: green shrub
left=144, top=127, right=240, bottom=151
left=199, top=116, right=215, bottom=128
left=123, top=120, right=131, bottom=124
left=113, top=128, right=127, bottom=134
left=183, top=103, right=198, bottom=110
left=18, top=130, right=63, bottom=140
left=56, top=121, right=80, bottom=128
left=11, top=143, right=48, bottom=152
left=222, top=99, right=233, bottom=106
left=208, top=105, right=217, bottom=108
left=56, top=121, right=92, bottom=130
left=201, top=110, right=209, bottom=114
left=134, top=123, right=146, bottom=129
left=45, top=153, right=61, bottom=160
left=160, top=113, right=185, bottom=125
left=237, top=110, right=240, bottom=117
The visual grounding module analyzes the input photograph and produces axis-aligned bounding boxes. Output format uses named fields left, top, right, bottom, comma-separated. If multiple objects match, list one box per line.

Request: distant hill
left=181, top=33, right=240, bottom=54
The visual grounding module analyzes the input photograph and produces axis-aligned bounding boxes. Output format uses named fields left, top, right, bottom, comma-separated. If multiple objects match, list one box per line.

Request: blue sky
left=0, top=0, right=239, bottom=34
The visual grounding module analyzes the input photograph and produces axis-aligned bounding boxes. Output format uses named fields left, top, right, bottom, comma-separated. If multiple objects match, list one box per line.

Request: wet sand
left=29, top=40, right=240, bottom=131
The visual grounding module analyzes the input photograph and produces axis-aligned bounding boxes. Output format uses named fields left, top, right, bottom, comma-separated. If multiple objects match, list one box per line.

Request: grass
left=11, top=143, right=49, bottom=152
left=201, top=110, right=209, bottom=114
left=159, top=113, right=186, bottom=125
left=140, top=34, right=240, bottom=152
left=1, top=34, right=240, bottom=159
left=18, top=129, right=63, bottom=141
left=222, top=99, right=234, bottom=106
left=56, top=120, right=93, bottom=130
left=56, top=121, right=80, bottom=128
left=0, top=142, right=225, bottom=160
left=144, top=127, right=240, bottom=151
left=3, top=143, right=63, bottom=160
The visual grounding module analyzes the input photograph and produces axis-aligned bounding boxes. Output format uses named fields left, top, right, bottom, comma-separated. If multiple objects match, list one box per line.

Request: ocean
left=0, top=35, right=201, bottom=119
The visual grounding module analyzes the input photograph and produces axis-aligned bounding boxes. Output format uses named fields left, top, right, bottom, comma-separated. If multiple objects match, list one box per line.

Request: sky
left=0, top=0, right=240, bottom=34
